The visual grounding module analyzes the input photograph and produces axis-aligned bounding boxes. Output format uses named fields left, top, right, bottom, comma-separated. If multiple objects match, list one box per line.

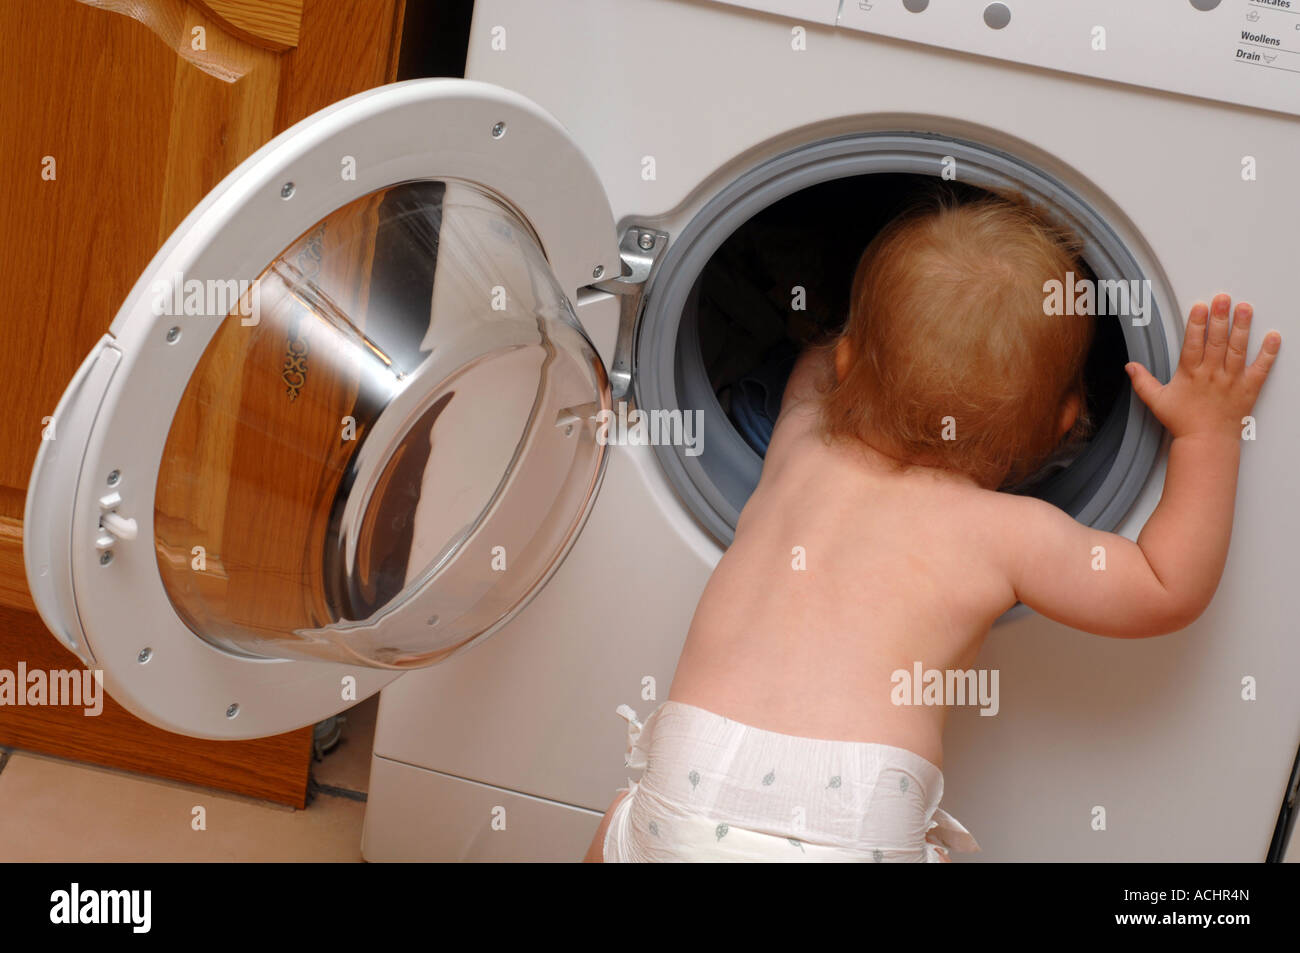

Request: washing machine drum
left=151, top=180, right=608, bottom=668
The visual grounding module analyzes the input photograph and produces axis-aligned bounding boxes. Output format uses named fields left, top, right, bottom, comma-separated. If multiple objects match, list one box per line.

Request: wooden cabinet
left=0, top=0, right=469, bottom=807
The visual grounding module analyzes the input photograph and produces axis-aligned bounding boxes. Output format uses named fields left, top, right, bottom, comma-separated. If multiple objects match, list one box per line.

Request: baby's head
left=822, top=186, right=1094, bottom=489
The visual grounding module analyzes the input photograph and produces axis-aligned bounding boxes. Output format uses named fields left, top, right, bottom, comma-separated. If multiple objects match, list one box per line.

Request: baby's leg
left=582, top=790, right=630, bottom=863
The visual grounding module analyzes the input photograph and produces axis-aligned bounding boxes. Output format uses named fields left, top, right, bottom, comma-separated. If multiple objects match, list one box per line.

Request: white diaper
left=603, top=701, right=978, bottom=863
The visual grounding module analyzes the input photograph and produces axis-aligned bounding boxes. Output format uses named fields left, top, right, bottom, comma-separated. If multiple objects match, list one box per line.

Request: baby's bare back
left=667, top=398, right=1024, bottom=768
left=669, top=293, right=1280, bottom=772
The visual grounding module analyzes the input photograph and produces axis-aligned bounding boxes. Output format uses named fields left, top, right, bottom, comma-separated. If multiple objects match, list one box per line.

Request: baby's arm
left=1008, top=294, right=1280, bottom=637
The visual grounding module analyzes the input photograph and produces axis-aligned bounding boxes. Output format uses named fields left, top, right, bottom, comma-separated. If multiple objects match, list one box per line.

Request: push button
left=983, top=3, right=1011, bottom=29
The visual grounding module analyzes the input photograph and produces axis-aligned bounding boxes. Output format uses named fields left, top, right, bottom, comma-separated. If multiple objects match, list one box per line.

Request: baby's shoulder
left=953, top=488, right=1079, bottom=558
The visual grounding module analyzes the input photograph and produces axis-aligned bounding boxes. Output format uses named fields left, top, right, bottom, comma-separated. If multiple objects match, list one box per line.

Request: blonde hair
left=820, top=186, right=1094, bottom=489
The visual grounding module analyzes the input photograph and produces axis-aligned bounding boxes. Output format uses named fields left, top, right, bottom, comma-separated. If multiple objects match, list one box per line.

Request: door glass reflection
left=154, top=181, right=609, bottom=668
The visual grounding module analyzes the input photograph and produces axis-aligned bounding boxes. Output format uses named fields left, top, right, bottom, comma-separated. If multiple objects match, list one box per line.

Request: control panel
left=708, top=0, right=1300, bottom=117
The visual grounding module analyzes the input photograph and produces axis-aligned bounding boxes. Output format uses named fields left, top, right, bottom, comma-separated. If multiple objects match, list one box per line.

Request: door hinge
left=589, top=226, right=669, bottom=402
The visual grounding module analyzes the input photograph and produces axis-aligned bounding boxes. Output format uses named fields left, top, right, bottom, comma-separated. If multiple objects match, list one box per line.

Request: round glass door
left=153, top=180, right=610, bottom=669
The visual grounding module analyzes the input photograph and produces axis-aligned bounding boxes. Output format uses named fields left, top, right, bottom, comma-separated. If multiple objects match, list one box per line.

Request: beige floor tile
left=312, top=696, right=378, bottom=794
left=0, top=750, right=364, bottom=862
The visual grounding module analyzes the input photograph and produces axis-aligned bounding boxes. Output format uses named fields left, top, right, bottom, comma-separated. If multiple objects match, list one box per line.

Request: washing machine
left=24, top=0, right=1300, bottom=862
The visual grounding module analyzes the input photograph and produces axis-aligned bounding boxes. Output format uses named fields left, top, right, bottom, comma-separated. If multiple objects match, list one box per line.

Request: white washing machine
left=25, top=0, right=1300, bottom=862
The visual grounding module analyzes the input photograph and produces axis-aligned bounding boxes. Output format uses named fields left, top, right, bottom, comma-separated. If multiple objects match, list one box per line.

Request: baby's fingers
left=1125, top=361, right=1164, bottom=410
left=1180, top=301, right=1208, bottom=371
left=1225, top=302, right=1253, bottom=374
left=1203, top=293, right=1233, bottom=367
left=1245, top=331, right=1282, bottom=394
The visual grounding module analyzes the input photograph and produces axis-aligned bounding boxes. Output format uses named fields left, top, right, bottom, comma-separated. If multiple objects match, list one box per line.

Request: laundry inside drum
left=684, top=172, right=1130, bottom=513
left=152, top=180, right=609, bottom=669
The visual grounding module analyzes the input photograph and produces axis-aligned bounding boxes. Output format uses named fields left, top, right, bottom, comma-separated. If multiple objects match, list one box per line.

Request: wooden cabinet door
left=0, top=0, right=410, bottom=807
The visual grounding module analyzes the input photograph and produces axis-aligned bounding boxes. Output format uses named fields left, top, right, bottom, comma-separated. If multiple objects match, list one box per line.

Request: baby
left=585, top=187, right=1281, bottom=863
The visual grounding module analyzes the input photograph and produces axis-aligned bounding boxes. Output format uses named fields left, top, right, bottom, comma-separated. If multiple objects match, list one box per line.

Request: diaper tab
left=924, top=808, right=980, bottom=862
left=616, top=704, right=648, bottom=770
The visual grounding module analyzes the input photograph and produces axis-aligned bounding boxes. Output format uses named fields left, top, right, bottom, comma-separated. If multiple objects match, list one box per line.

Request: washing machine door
left=23, top=80, right=620, bottom=739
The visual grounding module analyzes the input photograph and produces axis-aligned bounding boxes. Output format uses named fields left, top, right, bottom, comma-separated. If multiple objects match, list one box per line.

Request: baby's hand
left=1126, top=294, right=1280, bottom=440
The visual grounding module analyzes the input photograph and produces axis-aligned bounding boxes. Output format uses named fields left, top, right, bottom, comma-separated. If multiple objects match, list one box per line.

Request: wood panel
left=273, top=0, right=407, bottom=131
left=0, top=0, right=179, bottom=516
left=193, top=0, right=305, bottom=51
left=153, top=9, right=283, bottom=242
left=0, top=519, right=35, bottom=613
left=0, top=0, right=406, bottom=517
left=0, top=0, right=408, bottom=803
left=76, top=0, right=267, bottom=83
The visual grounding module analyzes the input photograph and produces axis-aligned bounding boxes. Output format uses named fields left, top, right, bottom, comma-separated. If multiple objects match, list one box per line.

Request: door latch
left=96, top=491, right=139, bottom=553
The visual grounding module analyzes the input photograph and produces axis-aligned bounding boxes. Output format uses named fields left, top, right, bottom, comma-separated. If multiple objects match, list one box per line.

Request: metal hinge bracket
left=589, top=226, right=669, bottom=402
